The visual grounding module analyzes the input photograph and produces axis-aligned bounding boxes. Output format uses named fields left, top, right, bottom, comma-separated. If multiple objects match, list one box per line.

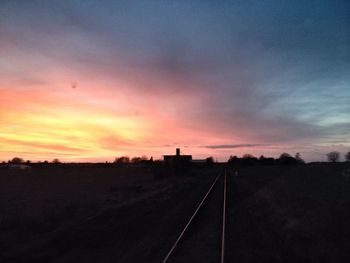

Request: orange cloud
left=0, top=85, right=159, bottom=161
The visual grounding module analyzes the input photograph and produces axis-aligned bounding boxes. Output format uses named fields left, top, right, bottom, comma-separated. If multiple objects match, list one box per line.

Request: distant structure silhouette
left=163, top=148, right=192, bottom=175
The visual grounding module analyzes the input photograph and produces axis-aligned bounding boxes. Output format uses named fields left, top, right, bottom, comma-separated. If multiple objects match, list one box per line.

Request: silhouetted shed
left=163, top=148, right=192, bottom=174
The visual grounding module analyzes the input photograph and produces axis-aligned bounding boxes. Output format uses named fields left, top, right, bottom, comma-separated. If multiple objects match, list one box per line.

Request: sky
left=0, top=0, right=349, bottom=162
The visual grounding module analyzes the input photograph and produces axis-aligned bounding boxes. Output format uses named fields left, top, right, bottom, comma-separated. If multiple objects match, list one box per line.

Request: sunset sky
left=0, top=0, right=349, bottom=162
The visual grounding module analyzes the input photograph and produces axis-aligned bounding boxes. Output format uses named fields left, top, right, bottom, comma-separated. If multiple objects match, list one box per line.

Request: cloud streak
left=203, top=144, right=270, bottom=149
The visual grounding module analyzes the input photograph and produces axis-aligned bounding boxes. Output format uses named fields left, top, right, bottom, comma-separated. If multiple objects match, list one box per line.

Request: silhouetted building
left=163, top=148, right=192, bottom=175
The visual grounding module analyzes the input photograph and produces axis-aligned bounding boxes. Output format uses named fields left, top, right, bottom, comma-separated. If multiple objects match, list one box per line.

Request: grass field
left=230, top=163, right=350, bottom=262
left=1, top=163, right=350, bottom=262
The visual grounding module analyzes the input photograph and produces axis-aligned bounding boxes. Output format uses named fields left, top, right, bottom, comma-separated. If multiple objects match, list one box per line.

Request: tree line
left=228, top=151, right=350, bottom=166
left=326, top=151, right=350, bottom=162
left=228, top=153, right=305, bottom=166
left=2, top=151, right=350, bottom=165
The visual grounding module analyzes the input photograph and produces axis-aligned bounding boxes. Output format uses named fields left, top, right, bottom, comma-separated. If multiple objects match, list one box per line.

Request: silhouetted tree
left=228, top=155, right=240, bottom=166
left=295, top=152, right=305, bottom=164
left=259, top=155, right=275, bottom=165
left=241, top=154, right=258, bottom=166
left=228, top=155, right=239, bottom=162
left=131, top=157, right=142, bottom=163
left=280, top=153, right=291, bottom=158
left=327, top=151, right=340, bottom=162
left=10, top=157, right=24, bottom=164
left=277, top=153, right=298, bottom=165
left=205, top=156, right=214, bottom=165
left=52, top=158, right=61, bottom=164
left=114, top=156, right=130, bottom=165
left=345, top=152, right=350, bottom=162
left=131, top=156, right=148, bottom=164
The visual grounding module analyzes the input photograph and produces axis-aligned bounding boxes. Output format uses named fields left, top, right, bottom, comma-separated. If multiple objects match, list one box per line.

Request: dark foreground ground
left=227, top=163, right=350, bottom=263
left=1, top=163, right=350, bottom=262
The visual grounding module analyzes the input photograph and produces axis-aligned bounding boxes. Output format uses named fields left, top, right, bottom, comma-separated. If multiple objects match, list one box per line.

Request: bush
left=327, top=151, right=340, bottom=162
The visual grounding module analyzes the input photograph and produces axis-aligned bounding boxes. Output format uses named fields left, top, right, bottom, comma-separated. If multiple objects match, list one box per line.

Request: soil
left=1, top=163, right=350, bottom=262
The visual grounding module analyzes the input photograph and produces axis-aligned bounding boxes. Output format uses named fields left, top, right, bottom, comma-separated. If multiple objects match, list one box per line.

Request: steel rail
left=221, top=169, right=227, bottom=263
left=161, top=172, right=222, bottom=263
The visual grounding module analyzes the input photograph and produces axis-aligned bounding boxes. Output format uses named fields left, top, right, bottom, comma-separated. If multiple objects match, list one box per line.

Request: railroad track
left=162, top=169, right=229, bottom=263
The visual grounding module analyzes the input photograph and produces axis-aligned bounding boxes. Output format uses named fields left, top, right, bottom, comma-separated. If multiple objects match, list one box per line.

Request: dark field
left=1, top=163, right=350, bottom=262
left=227, top=163, right=350, bottom=263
